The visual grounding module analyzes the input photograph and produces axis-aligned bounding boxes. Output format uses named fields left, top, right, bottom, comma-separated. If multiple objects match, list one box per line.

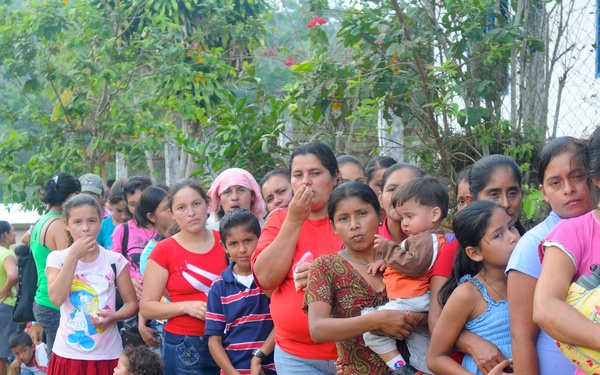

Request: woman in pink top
left=534, top=127, right=600, bottom=375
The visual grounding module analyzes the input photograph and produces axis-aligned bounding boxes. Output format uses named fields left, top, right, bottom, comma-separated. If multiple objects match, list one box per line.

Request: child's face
left=126, top=189, right=143, bottom=216
left=111, top=200, right=132, bottom=225
left=477, top=208, right=520, bottom=267
left=12, top=344, right=34, bottom=367
left=331, top=196, right=380, bottom=253
left=65, top=205, right=102, bottom=241
left=396, top=198, right=440, bottom=237
left=221, top=227, right=259, bottom=271
left=113, top=354, right=130, bottom=375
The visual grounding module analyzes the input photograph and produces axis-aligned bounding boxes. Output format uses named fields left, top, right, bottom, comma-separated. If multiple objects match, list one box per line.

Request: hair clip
left=53, top=175, right=59, bottom=191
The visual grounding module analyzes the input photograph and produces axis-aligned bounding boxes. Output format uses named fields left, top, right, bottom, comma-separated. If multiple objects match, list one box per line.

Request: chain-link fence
left=541, top=0, right=599, bottom=138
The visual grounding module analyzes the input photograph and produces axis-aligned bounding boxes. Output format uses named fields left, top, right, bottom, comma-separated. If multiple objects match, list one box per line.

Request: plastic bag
left=293, top=252, right=314, bottom=291
left=555, top=282, right=600, bottom=374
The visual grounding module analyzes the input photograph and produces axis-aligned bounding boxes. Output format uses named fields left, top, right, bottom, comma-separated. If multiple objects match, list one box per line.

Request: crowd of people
left=0, top=129, right=600, bottom=375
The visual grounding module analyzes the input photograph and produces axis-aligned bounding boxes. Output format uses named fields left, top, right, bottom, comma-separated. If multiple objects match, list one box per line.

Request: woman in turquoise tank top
left=31, top=173, right=80, bottom=352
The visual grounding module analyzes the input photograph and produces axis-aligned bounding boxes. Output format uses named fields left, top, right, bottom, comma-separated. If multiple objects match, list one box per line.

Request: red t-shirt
left=252, top=209, right=343, bottom=360
left=149, top=232, right=227, bottom=336
left=431, top=239, right=459, bottom=278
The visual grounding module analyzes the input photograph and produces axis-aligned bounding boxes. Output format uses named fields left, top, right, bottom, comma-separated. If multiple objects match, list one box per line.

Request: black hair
left=9, top=330, right=33, bottom=349
left=365, top=156, right=397, bottom=184
left=0, top=221, right=11, bottom=237
left=105, top=179, right=116, bottom=199
left=538, top=136, right=587, bottom=185
left=219, top=209, right=261, bottom=246
left=63, top=194, right=103, bottom=224
left=457, top=166, right=471, bottom=186
left=586, top=127, right=600, bottom=179
left=438, top=201, right=503, bottom=306
left=108, top=193, right=125, bottom=206
left=327, top=182, right=382, bottom=222
left=134, top=185, right=169, bottom=228
left=381, top=163, right=425, bottom=190
left=107, top=178, right=127, bottom=205
left=122, top=176, right=153, bottom=202
left=122, top=345, right=163, bottom=375
left=468, top=155, right=522, bottom=198
left=40, top=173, right=81, bottom=207
left=290, top=142, right=339, bottom=179
left=337, top=155, right=365, bottom=171
left=392, top=176, right=449, bottom=220
left=166, top=179, right=209, bottom=210
left=260, top=167, right=291, bottom=189
left=14, top=244, right=30, bottom=258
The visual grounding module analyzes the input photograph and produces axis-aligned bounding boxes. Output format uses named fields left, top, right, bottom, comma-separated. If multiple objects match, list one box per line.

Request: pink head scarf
left=208, top=168, right=267, bottom=219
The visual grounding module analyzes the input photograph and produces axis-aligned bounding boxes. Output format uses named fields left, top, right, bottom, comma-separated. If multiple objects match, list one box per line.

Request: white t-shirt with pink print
left=46, top=246, right=127, bottom=360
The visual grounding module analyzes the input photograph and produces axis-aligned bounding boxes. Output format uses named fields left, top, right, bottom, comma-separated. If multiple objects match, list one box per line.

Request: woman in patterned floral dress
left=304, top=182, right=421, bottom=375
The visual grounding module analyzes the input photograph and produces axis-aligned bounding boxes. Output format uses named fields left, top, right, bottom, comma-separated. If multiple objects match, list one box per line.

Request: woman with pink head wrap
left=206, top=168, right=266, bottom=230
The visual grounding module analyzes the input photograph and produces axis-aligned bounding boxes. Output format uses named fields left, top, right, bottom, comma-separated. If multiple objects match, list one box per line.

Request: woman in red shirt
left=252, top=142, right=342, bottom=374
left=141, top=179, right=227, bottom=375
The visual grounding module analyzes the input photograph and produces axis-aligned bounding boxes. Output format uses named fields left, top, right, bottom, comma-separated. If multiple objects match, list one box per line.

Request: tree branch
left=390, top=0, right=457, bottom=182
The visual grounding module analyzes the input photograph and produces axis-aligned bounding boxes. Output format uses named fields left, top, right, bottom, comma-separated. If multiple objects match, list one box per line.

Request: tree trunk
left=164, top=136, right=179, bottom=186
left=522, top=1, right=547, bottom=142
left=144, top=149, right=156, bottom=184
left=378, top=108, right=404, bottom=162
left=185, top=152, right=195, bottom=178
left=390, top=0, right=457, bottom=182
left=116, top=152, right=128, bottom=179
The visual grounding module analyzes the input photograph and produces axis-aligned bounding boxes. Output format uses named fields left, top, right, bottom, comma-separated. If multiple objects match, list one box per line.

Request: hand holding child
left=366, top=259, right=385, bottom=275
left=372, top=310, right=419, bottom=339
left=469, top=338, right=508, bottom=375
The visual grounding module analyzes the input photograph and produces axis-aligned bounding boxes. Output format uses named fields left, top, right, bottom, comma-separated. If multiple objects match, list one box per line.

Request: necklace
left=141, top=225, right=155, bottom=241
left=339, top=249, right=371, bottom=267
left=481, top=273, right=507, bottom=300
